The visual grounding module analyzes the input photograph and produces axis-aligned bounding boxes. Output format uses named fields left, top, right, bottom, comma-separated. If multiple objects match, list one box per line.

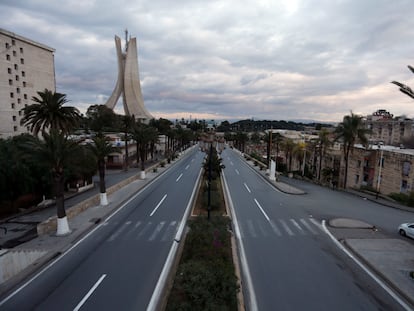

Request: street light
left=376, top=145, right=383, bottom=199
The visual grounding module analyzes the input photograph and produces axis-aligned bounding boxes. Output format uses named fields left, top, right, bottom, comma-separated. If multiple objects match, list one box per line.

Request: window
left=16, top=87, right=20, bottom=94
left=20, top=58, right=24, bottom=64
left=10, top=92, right=14, bottom=98
left=355, top=174, right=359, bottom=184
left=20, top=47, right=23, bottom=53
left=12, top=116, right=16, bottom=122
left=11, top=103, right=15, bottom=109
left=14, top=126, right=18, bottom=132
left=15, top=75, right=19, bottom=81
left=24, top=94, right=27, bottom=99
left=357, top=160, right=361, bottom=168
left=21, top=71, right=25, bottom=77
left=12, top=50, right=16, bottom=56
left=403, top=161, right=411, bottom=177
left=8, top=79, right=12, bottom=86
left=18, top=110, right=22, bottom=116
left=5, top=42, right=9, bottom=49
left=7, top=68, right=11, bottom=74
left=12, top=39, right=15, bottom=46
left=17, top=98, right=21, bottom=104
left=6, top=54, right=10, bottom=61
left=14, top=64, right=18, bottom=70
left=23, top=81, right=26, bottom=87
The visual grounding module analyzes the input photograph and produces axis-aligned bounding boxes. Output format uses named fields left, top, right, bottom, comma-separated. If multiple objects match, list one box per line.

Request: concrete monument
left=105, top=31, right=153, bottom=120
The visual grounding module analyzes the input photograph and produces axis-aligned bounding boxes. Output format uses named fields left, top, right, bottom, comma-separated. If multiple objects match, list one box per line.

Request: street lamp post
left=207, top=140, right=212, bottom=220
left=376, top=145, right=383, bottom=199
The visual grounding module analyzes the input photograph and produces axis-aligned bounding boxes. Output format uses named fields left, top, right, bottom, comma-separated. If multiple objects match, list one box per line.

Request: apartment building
left=0, top=28, right=55, bottom=137
left=364, top=109, right=414, bottom=146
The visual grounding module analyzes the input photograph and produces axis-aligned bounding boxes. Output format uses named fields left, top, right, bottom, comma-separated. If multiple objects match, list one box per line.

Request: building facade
left=364, top=109, right=414, bottom=146
left=0, top=28, right=55, bottom=137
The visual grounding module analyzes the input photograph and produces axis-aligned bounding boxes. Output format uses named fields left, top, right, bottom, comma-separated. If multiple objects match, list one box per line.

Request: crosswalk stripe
left=136, top=222, right=153, bottom=239
left=269, top=220, right=282, bottom=236
left=149, top=221, right=166, bottom=241
left=279, top=219, right=294, bottom=236
left=161, top=221, right=177, bottom=241
left=107, top=221, right=131, bottom=242
left=247, top=220, right=257, bottom=238
left=257, top=220, right=269, bottom=237
left=300, top=219, right=318, bottom=235
left=290, top=219, right=305, bottom=235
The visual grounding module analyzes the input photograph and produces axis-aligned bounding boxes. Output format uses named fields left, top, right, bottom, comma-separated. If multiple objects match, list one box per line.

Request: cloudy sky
left=1, top=0, right=414, bottom=123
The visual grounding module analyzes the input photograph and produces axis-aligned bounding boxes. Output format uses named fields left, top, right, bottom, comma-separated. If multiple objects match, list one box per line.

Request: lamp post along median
left=207, top=142, right=212, bottom=220
left=376, top=146, right=383, bottom=199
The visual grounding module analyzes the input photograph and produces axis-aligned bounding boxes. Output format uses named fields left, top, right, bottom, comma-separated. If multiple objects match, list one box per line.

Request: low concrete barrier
left=0, top=249, right=47, bottom=283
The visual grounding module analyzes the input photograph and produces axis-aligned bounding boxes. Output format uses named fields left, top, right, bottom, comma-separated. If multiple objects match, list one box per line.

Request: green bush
left=167, top=217, right=238, bottom=311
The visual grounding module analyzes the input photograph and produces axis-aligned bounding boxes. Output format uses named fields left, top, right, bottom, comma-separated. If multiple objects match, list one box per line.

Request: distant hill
left=217, top=119, right=334, bottom=132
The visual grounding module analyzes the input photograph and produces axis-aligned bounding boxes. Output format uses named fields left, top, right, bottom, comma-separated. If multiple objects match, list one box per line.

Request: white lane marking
left=290, top=219, right=305, bottom=235
left=107, top=221, right=132, bottom=242
left=222, top=171, right=258, bottom=311
left=230, top=161, right=234, bottom=166
left=235, top=169, right=240, bottom=175
left=322, top=220, right=412, bottom=311
left=185, top=165, right=190, bottom=170
left=149, top=222, right=166, bottom=241
left=279, top=219, right=294, bottom=236
left=269, top=220, right=282, bottom=236
left=73, top=274, right=107, bottom=311
left=176, top=173, right=183, bottom=182
left=244, top=183, right=251, bottom=193
left=253, top=198, right=270, bottom=221
left=300, top=219, right=318, bottom=235
left=150, top=194, right=167, bottom=216
left=147, top=168, right=203, bottom=311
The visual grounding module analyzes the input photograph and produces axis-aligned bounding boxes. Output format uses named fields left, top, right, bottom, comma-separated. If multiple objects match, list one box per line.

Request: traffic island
left=165, top=148, right=240, bottom=310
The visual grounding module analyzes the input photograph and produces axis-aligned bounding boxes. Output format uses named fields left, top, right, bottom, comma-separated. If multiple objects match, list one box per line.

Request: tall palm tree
left=335, top=112, right=370, bottom=188
left=121, top=115, right=134, bottom=171
left=26, top=130, right=80, bottom=235
left=20, top=89, right=81, bottom=235
left=88, top=133, right=120, bottom=206
left=317, top=129, right=332, bottom=181
left=20, top=89, right=81, bottom=136
left=132, top=124, right=158, bottom=179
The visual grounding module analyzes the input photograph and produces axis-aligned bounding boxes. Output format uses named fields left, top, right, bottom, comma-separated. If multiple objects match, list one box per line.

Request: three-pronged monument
left=105, top=30, right=153, bottom=120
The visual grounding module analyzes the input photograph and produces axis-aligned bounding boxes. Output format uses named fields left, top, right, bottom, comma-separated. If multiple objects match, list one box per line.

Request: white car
left=398, top=223, right=414, bottom=239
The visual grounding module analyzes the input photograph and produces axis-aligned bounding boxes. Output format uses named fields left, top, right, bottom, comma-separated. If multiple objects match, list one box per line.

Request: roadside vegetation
left=166, top=147, right=239, bottom=311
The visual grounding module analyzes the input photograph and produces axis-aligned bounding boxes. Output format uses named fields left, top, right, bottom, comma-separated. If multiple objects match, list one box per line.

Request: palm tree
left=20, top=89, right=81, bottom=235
left=317, top=129, right=332, bottom=181
left=20, top=89, right=81, bottom=136
left=88, top=133, right=120, bottom=206
left=121, top=115, right=134, bottom=171
left=391, top=65, right=414, bottom=99
left=335, top=112, right=370, bottom=188
left=26, top=130, right=80, bottom=235
left=132, top=124, right=158, bottom=179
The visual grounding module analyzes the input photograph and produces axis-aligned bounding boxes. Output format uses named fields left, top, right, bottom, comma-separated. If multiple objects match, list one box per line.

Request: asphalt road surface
left=0, top=149, right=205, bottom=311
left=222, top=148, right=407, bottom=311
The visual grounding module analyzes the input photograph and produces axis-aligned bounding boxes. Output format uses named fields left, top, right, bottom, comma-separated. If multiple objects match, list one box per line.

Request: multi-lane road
left=221, top=148, right=410, bottom=311
left=0, top=148, right=205, bottom=310
left=1, top=146, right=413, bottom=310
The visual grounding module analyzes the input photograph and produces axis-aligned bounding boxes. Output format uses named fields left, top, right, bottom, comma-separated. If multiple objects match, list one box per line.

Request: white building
left=0, top=28, right=55, bottom=137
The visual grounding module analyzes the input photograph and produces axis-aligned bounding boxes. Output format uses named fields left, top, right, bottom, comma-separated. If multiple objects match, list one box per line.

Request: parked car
left=398, top=223, right=414, bottom=239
